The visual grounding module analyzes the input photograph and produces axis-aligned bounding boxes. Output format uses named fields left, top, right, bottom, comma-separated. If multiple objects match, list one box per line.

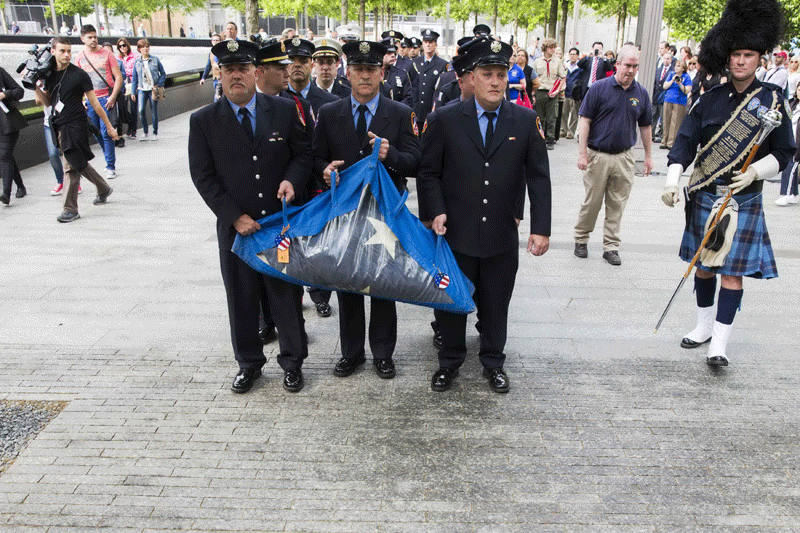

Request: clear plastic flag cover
left=232, top=140, right=476, bottom=314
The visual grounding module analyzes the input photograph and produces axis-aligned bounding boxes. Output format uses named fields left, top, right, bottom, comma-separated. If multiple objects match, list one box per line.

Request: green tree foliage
left=52, top=0, right=95, bottom=17
left=662, top=0, right=723, bottom=42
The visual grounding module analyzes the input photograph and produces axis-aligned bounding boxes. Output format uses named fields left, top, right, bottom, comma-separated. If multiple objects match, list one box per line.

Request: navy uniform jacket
left=395, top=55, right=417, bottom=86
left=433, top=79, right=460, bottom=110
left=418, top=98, right=552, bottom=258
left=382, top=65, right=413, bottom=108
left=668, top=79, right=795, bottom=195
left=412, top=54, right=449, bottom=125
left=279, top=90, right=325, bottom=201
left=313, top=94, right=421, bottom=192
left=329, top=77, right=352, bottom=99
left=188, top=93, right=312, bottom=250
left=289, top=82, right=338, bottom=115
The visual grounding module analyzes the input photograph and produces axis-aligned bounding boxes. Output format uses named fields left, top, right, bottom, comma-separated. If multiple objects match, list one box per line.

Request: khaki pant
left=60, top=148, right=110, bottom=215
left=561, top=98, right=580, bottom=138
left=662, top=101, right=687, bottom=147
left=574, top=148, right=635, bottom=251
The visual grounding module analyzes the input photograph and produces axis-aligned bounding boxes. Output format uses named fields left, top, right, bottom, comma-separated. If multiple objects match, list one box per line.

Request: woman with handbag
left=117, top=38, right=139, bottom=139
left=131, top=39, right=166, bottom=141
left=0, top=66, right=28, bottom=205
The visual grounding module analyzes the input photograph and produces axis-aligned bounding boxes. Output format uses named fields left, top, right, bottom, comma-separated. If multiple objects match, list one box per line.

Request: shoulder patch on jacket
left=411, top=112, right=419, bottom=136
left=536, top=117, right=545, bottom=140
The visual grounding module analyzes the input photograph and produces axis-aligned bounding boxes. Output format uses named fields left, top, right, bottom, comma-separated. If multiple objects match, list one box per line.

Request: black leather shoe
left=374, top=358, right=396, bottom=379
left=706, top=355, right=729, bottom=367
left=334, top=356, right=366, bottom=377
left=0, top=193, right=9, bottom=205
left=574, top=243, right=588, bottom=258
left=681, top=337, right=711, bottom=349
left=15, top=187, right=26, bottom=198
left=483, top=367, right=510, bottom=393
left=93, top=187, right=113, bottom=205
left=259, top=326, right=276, bottom=344
left=602, top=250, right=622, bottom=266
left=283, top=368, right=304, bottom=392
left=231, top=368, right=261, bottom=393
left=315, top=301, right=332, bottom=317
left=431, top=321, right=443, bottom=349
left=431, top=368, right=458, bottom=391
left=57, top=211, right=80, bottom=223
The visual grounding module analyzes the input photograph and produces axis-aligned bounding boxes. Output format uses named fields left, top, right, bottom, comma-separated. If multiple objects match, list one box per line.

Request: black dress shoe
left=15, top=187, right=26, bottom=198
left=374, top=358, right=396, bottom=379
left=93, top=187, right=113, bottom=205
left=57, top=211, right=80, bottom=223
left=283, top=368, right=304, bottom=392
left=680, top=336, right=711, bottom=349
left=574, top=243, right=588, bottom=258
left=0, top=193, right=9, bottom=205
left=431, top=368, right=458, bottom=391
left=483, top=367, right=510, bottom=393
left=602, top=250, right=621, bottom=266
left=706, top=355, right=729, bottom=367
left=231, top=368, right=262, bottom=393
left=315, top=301, right=332, bottom=317
left=334, top=356, right=366, bottom=377
left=431, top=321, right=443, bottom=349
left=259, top=326, right=276, bottom=344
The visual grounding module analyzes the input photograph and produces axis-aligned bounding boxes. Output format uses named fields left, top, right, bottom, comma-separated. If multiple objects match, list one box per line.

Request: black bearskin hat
left=698, top=0, right=783, bottom=76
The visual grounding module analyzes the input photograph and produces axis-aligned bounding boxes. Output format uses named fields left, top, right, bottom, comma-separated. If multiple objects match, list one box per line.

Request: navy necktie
left=484, top=111, right=496, bottom=148
left=356, top=104, right=368, bottom=144
left=238, top=107, right=254, bottom=142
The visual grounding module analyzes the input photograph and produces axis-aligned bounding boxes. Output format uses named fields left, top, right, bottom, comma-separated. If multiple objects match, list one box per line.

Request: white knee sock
left=684, top=306, right=714, bottom=342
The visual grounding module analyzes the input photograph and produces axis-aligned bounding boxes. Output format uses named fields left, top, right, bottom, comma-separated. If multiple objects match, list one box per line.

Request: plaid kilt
left=679, top=190, right=778, bottom=279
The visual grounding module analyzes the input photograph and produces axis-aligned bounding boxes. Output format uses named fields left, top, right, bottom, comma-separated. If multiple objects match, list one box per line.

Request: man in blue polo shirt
left=573, top=44, right=654, bottom=265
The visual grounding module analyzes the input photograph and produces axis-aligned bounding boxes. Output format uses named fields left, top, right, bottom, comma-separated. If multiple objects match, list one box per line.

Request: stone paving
left=1, top=109, right=799, bottom=532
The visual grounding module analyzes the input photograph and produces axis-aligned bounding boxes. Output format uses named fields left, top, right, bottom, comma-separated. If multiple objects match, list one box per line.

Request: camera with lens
left=16, top=41, right=54, bottom=90
left=674, top=75, right=681, bottom=83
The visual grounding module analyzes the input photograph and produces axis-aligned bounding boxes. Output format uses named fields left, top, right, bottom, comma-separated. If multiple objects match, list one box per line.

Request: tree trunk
left=559, top=0, right=568, bottom=52
left=358, top=0, right=365, bottom=36
left=148, top=15, right=154, bottom=38
left=341, top=0, right=348, bottom=24
left=166, top=3, right=173, bottom=38
left=474, top=12, right=478, bottom=25
left=373, top=6, right=378, bottom=39
left=492, top=0, right=497, bottom=32
left=614, top=11, right=622, bottom=52
left=548, top=0, right=558, bottom=41
left=618, top=1, right=628, bottom=50
left=0, top=7, right=7, bottom=35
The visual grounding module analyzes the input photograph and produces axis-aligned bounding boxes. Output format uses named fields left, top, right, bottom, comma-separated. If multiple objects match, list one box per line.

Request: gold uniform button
left=261, top=210, right=267, bottom=215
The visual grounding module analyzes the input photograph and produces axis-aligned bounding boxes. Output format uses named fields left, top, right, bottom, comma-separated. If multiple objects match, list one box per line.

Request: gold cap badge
left=359, top=41, right=370, bottom=54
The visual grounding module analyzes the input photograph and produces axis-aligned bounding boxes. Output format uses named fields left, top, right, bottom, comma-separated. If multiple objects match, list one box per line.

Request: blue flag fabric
left=232, top=140, right=476, bottom=314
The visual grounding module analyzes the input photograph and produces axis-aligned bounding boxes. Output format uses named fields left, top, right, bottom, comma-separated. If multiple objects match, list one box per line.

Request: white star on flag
left=364, top=216, right=399, bottom=259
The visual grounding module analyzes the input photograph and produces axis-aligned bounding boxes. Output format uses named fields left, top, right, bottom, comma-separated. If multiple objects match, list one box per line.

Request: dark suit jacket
left=412, top=54, right=450, bottom=125
left=330, top=77, right=351, bottom=99
left=279, top=90, right=325, bottom=202
left=382, top=65, right=413, bottom=108
left=0, top=67, right=27, bottom=134
left=576, top=55, right=612, bottom=100
left=417, top=98, right=552, bottom=258
left=313, top=94, right=421, bottom=192
left=188, top=93, right=312, bottom=250
left=653, top=62, right=676, bottom=104
left=289, top=82, right=339, bottom=115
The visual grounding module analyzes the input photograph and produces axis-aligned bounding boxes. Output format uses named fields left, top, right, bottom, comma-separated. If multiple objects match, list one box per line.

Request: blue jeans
left=43, top=118, right=64, bottom=184
left=138, top=90, right=158, bottom=135
left=86, top=95, right=116, bottom=171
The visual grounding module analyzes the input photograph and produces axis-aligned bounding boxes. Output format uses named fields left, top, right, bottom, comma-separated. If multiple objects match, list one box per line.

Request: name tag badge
left=54, top=101, right=65, bottom=113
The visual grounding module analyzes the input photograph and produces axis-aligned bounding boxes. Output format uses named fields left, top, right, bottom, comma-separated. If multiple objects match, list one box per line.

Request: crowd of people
left=4, top=9, right=794, bottom=391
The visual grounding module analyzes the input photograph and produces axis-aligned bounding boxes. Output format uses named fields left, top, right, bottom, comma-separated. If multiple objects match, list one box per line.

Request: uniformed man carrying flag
left=661, top=0, right=795, bottom=367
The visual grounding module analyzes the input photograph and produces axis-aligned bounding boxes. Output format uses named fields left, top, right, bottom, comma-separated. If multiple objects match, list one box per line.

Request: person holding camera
left=34, top=37, right=118, bottom=223
left=660, top=59, right=692, bottom=149
left=0, top=66, right=28, bottom=205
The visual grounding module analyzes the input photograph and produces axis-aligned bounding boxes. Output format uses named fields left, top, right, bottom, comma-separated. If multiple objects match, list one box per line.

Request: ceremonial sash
left=689, top=87, right=778, bottom=193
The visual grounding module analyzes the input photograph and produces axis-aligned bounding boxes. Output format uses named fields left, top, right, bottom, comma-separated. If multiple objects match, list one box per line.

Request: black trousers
left=308, top=287, right=331, bottom=305
left=0, top=131, right=24, bottom=197
left=652, top=103, right=663, bottom=139
left=259, top=282, right=305, bottom=333
left=219, top=249, right=307, bottom=371
left=337, top=292, right=397, bottom=361
left=434, top=247, right=519, bottom=370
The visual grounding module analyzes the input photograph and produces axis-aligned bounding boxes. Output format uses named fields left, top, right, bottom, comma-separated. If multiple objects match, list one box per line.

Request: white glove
left=661, top=163, right=683, bottom=207
left=730, top=154, right=779, bottom=194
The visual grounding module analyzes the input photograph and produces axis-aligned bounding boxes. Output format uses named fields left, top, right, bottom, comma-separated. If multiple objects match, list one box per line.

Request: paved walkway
left=1, top=109, right=799, bottom=532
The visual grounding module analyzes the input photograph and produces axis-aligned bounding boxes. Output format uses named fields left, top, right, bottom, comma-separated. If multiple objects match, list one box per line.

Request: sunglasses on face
left=118, top=44, right=127, bottom=48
